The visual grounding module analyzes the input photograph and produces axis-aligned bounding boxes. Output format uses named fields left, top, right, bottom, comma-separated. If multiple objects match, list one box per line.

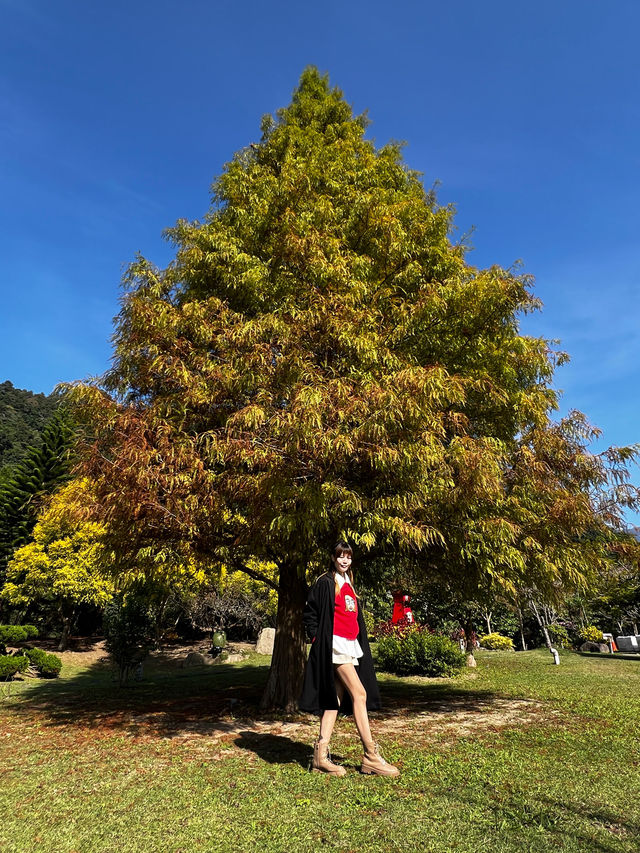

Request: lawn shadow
left=577, top=651, right=640, bottom=662
left=233, top=732, right=313, bottom=769
left=6, top=652, right=509, bottom=744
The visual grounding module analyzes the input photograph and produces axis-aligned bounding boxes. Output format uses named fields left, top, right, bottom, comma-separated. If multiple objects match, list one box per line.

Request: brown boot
left=311, top=738, right=347, bottom=777
left=361, top=742, right=400, bottom=777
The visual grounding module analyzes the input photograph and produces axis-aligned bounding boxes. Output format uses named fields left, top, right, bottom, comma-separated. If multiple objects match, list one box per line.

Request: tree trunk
left=529, top=599, right=559, bottom=663
left=259, top=560, right=308, bottom=712
left=463, top=618, right=476, bottom=665
left=517, top=607, right=527, bottom=651
left=58, top=605, right=76, bottom=652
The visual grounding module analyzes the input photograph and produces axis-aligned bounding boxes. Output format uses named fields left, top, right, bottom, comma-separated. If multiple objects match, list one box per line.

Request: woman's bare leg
left=318, top=676, right=344, bottom=742
left=334, top=663, right=373, bottom=747
left=335, top=663, right=400, bottom=776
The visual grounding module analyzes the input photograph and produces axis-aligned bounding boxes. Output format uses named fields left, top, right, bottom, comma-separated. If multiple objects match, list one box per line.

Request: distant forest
left=0, top=381, right=59, bottom=481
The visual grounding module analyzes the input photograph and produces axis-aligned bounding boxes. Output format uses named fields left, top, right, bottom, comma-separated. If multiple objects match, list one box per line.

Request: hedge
left=376, top=627, right=466, bottom=677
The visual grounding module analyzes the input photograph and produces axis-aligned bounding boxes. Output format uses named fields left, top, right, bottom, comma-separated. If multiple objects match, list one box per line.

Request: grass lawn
left=2, top=646, right=639, bottom=853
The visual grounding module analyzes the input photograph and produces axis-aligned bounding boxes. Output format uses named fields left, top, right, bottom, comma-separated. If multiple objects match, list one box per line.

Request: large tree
left=0, top=380, right=59, bottom=482
left=68, top=68, right=638, bottom=709
left=0, top=409, right=74, bottom=585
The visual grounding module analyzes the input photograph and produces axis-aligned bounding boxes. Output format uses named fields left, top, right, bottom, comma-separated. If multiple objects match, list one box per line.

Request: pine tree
left=69, top=68, right=638, bottom=709
left=0, top=410, right=74, bottom=582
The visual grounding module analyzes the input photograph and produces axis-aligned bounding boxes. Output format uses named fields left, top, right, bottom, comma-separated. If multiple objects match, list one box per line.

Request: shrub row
left=0, top=648, right=62, bottom=680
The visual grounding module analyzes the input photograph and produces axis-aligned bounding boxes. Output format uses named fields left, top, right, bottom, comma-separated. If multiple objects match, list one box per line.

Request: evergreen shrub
left=103, top=595, right=153, bottom=686
left=0, top=625, right=38, bottom=650
left=479, top=632, right=515, bottom=650
left=0, top=654, right=28, bottom=680
left=376, top=626, right=466, bottom=677
left=24, top=647, right=62, bottom=677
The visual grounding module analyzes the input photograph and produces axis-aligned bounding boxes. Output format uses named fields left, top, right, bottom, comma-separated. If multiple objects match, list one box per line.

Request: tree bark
left=517, top=607, right=527, bottom=651
left=463, top=617, right=476, bottom=665
left=58, top=605, right=76, bottom=652
left=259, top=560, right=308, bottom=712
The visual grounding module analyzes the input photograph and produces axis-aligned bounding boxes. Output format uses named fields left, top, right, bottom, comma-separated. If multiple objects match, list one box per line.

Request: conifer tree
left=0, top=410, right=74, bottom=583
left=69, top=69, right=638, bottom=709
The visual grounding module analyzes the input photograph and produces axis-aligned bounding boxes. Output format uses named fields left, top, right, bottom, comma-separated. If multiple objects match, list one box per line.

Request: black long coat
left=298, top=572, right=381, bottom=716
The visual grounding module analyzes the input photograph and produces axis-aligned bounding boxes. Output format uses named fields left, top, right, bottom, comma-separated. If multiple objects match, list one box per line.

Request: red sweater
left=333, top=582, right=359, bottom=640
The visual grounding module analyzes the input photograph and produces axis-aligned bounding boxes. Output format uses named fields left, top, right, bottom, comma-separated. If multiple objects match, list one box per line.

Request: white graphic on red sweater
left=344, top=594, right=356, bottom=612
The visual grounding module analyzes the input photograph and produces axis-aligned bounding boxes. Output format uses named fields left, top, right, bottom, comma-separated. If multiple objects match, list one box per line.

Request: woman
left=299, top=541, right=399, bottom=777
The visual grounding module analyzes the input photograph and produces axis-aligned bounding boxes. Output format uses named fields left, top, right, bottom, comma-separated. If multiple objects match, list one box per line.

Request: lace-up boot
left=311, top=738, right=347, bottom=776
left=360, top=742, right=400, bottom=777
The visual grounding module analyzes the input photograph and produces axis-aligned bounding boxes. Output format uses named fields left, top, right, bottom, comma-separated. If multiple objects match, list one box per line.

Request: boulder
left=580, top=641, right=609, bottom=653
left=181, top=651, right=209, bottom=667
left=255, top=627, right=275, bottom=656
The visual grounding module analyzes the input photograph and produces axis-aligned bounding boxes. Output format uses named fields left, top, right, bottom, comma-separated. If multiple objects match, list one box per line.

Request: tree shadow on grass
left=535, top=795, right=640, bottom=851
left=468, top=788, right=639, bottom=853
left=6, top=654, right=508, bottom=743
left=577, top=651, right=640, bottom=662
left=233, top=732, right=313, bottom=769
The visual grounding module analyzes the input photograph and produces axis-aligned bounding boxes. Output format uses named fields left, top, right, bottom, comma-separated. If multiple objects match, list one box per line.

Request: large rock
left=255, top=627, right=275, bottom=656
left=580, top=641, right=609, bottom=653
left=181, top=651, right=211, bottom=667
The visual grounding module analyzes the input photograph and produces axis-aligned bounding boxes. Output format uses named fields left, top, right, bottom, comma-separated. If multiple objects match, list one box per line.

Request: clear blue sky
left=1, top=0, right=639, bottom=520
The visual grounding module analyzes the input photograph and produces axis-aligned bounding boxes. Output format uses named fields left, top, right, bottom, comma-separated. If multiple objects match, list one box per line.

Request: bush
left=362, top=609, right=375, bottom=639
left=0, top=655, right=29, bottom=680
left=578, top=625, right=604, bottom=643
left=479, top=632, right=515, bottom=651
left=0, top=624, right=38, bottom=653
left=548, top=624, right=571, bottom=649
left=103, top=595, right=153, bottom=686
left=376, top=626, right=466, bottom=677
left=23, top=648, right=62, bottom=678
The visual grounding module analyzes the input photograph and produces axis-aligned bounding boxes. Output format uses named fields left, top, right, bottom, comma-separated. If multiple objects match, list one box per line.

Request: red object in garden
left=392, top=592, right=414, bottom=625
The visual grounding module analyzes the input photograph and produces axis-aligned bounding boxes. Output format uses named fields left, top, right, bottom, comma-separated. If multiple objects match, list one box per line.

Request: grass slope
left=2, top=649, right=639, bottom=853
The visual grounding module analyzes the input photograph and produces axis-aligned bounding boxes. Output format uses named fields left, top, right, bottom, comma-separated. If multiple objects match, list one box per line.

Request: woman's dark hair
left=332, top=540, right=353, bottom=559
left=330, top=540, right=357, bottom=596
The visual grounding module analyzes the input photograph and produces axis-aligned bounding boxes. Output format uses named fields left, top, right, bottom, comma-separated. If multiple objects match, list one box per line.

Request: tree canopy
left=68, top=68, right=638, bottom=709
left=0, top=381, right=59, bottom=482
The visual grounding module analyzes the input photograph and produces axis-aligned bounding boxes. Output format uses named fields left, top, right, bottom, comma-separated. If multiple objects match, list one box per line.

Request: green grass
left=2, top=648, right=640, bottom=852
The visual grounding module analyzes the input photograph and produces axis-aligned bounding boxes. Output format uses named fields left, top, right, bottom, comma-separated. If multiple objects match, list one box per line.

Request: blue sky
left=1, top=0, right=639, bottom=520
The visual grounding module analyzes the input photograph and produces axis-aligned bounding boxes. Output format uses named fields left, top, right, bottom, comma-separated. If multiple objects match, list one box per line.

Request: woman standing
left=299, top=541, right=399, bottom=777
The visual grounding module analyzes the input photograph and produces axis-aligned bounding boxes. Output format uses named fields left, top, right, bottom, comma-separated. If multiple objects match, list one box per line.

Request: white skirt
left=332, top=635, right=363, bottom=666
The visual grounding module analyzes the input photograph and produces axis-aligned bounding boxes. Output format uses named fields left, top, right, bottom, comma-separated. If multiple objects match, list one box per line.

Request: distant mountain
left=0, top=381, right=59, bottom=480
left=628, top=526, right=640, bottom=542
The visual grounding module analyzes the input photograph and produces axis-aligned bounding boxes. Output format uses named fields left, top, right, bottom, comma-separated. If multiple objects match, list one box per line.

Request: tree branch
left=233, top=561, right=278, bottom=591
